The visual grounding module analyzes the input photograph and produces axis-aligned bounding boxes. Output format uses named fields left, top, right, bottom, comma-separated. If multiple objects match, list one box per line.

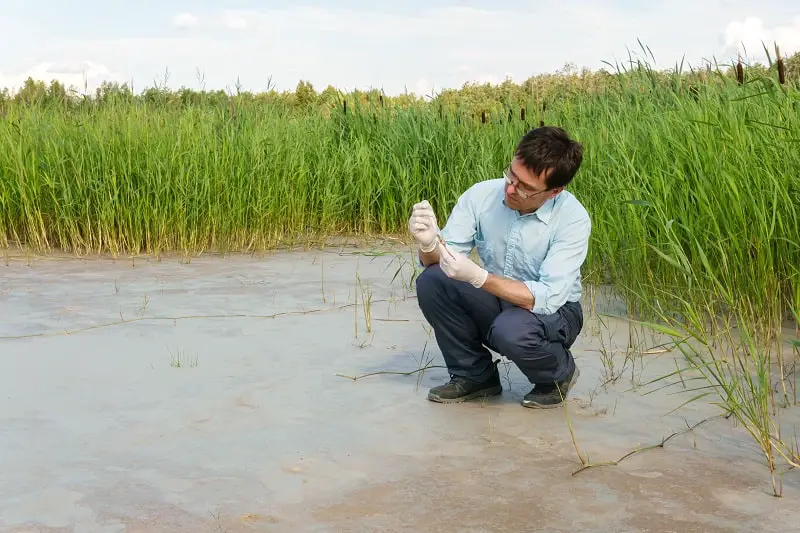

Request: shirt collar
left=503, top=195, right=556, bottom=223
left=498, top=181, right=558, bottom=223
left=533, top=196, right=555, bottom=224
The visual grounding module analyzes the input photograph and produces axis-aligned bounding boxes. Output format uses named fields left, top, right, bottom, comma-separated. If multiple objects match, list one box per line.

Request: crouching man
left=409, top=126, right=591, bottom=408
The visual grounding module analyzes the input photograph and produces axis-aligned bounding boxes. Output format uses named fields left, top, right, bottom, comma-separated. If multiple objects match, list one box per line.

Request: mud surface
left=1, top=246, right=799, bottom=532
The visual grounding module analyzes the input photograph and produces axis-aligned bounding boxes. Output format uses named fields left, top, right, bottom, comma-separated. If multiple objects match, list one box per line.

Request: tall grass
left=1, top=56, right=799, bottom=486
left=4, top=61, right=795, bottom=321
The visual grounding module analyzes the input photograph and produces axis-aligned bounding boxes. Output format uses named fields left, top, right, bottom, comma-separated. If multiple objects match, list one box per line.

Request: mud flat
left=1, top=246, right=799, bottom=532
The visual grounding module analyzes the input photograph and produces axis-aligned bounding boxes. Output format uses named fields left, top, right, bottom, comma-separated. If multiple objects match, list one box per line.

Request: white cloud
left=0, top=61, right=124, bottom=95
left=46, top=61, right=93, bottom=75
left=473, top=73, right=515, bottom=86
left=172, top=13, right=198, bottom=29
left=2, top=2, right=798, bottom=97
left=724, top=16, right=800, bottom=60
left=222, top=11, right=250, bottom=30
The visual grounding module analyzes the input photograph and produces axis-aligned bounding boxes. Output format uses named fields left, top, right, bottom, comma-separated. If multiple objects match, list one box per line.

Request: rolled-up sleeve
left=440, top=189, right=478, bottom=256
left=524, top=213, right=591, bottom=315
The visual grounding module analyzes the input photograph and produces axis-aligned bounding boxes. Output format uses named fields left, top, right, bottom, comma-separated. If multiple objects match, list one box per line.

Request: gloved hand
left=438, top=242, right=488, bottom=288
left=408, top=200, right=439, bottom=252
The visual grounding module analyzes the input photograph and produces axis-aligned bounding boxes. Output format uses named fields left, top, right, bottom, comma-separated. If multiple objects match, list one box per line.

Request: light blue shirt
left=439, top=178, right=591, bottom=315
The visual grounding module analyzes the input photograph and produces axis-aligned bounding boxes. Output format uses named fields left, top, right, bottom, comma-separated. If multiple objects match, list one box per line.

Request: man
left=409, top=126, right=590, bottom=408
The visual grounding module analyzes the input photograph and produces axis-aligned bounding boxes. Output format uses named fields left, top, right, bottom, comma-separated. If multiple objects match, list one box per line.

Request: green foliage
left=295, top=80, right=317, bottom=108
left=0, top=51, right=798, bottom=338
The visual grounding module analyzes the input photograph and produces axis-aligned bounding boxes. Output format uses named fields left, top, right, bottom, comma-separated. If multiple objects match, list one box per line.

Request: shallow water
left=1, top=247, right=799, bottom=532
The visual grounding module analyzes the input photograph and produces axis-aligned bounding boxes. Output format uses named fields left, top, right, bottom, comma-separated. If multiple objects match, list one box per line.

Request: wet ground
left=1, top=245, right=799, bottom=532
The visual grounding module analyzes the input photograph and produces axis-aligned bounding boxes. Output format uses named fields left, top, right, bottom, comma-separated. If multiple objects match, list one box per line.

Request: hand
left=408, top=200, right=439, bottom=252
left=438, top=242, right=488, bottom=288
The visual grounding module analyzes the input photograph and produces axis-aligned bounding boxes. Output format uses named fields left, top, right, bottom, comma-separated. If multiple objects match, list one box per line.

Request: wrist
left=470, top=268, right=489, bottom=288
left=419, top=240, right=437, bottom=253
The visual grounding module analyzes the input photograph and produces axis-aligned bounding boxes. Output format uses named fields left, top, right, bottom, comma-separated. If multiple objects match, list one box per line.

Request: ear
left=548, top=186, right=564, bottom=198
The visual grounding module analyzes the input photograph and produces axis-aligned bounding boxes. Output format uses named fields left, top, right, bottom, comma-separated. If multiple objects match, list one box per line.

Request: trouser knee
left=487, top=308, right=568, bottom=382
left=489, top=316, right=549, bottom=362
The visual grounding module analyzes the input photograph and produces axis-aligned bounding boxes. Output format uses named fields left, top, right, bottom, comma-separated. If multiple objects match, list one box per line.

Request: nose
left=504, top=177, right=521, bottom=198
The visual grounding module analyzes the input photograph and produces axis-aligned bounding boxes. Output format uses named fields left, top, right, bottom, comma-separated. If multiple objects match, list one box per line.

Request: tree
left=295, top=80, right=317, bottom=108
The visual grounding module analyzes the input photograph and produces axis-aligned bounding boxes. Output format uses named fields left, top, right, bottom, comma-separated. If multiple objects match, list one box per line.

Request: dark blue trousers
left=416, top=264, right=583, bottom=385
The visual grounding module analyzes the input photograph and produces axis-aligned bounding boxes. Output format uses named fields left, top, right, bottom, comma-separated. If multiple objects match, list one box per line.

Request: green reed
left=2, top=67, right=798, bottom=326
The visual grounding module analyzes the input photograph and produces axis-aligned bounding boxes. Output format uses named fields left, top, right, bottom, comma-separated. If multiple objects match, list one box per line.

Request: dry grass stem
left=0, top=296, right=416, bottom=341
left=570, top=414, right=726, bottom=476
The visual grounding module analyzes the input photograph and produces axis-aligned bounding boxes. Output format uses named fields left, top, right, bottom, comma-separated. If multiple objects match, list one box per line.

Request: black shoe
left=427, top=367, right=502, bottom=404
left=521, top=367, right=580, bottom=409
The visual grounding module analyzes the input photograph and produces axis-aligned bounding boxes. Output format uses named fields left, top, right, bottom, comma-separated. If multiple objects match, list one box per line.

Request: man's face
left=503, top=157, right=563, bottom=213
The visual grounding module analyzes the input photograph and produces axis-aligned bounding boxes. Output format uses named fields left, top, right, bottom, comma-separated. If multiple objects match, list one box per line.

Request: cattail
left=520, top=107, right=526, bottom=121
left=539, top=119, right=544, bottom=127
left=343, top=99, right=347, bottom=114
left=736, top=55, right=744, bottom=85
left=481, top=110, right=486, bottom=124
left=776, top=45, right=786, bottom=85
left=379, top=94, right=384, bottom=107
left=508, top=107, right=513, bottom=122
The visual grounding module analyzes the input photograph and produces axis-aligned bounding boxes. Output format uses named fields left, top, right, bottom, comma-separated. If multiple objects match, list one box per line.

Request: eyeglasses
left=503, top=166, right=549, bottom=199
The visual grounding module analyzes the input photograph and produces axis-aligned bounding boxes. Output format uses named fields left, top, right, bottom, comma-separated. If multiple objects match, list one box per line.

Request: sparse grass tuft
left=168, top=347, right=198, bottom=368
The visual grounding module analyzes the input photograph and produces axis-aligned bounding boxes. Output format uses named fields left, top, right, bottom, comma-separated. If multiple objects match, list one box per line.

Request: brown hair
left=514, top=126, right=584, bottom=189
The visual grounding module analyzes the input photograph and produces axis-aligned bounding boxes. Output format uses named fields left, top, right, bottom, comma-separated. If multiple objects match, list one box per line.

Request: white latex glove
left=408, top=200, right=439, bottom=252
left=438, top=242, right=488, bottom=288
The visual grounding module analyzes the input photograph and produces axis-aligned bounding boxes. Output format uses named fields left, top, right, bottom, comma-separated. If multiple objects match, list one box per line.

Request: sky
left=1, top=0, right=799, bottom=96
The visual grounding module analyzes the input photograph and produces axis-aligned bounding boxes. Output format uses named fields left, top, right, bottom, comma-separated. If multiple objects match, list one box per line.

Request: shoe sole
left=521, top=367, right=581, bottom=409
left=427, top=385, right=502, bottom=404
